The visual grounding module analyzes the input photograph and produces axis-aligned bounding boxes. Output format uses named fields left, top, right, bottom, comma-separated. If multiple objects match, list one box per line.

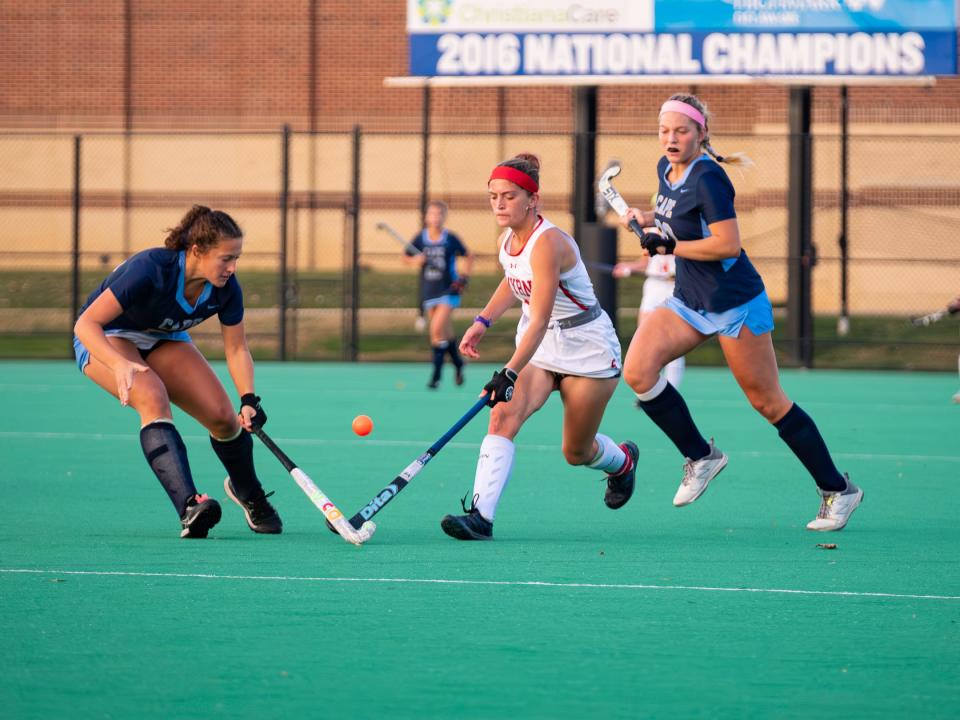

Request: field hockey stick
left=376, top=221, right=421, bottom=255
left=329, top=394, right=490, bottom=532
left=598, top=164, right=647, bottom=240
left=584, top=260, right=615, bottom=273
left=252, top=426, right=376, bottom=545
left=910, top=308, right=952, bottom=327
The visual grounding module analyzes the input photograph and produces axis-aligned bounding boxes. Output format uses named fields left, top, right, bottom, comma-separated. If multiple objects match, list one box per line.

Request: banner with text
left=407, top=0, right=957, bottom=77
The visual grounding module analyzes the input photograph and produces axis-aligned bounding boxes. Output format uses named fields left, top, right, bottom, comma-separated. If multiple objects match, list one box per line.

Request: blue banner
left=407, top=0, right=957, bottom=76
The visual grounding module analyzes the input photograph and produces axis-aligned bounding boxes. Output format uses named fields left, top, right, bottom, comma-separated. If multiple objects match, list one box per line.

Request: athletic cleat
left=427, top=378, right=440, bottom=390
left=455, top=368, right=465, bottom=386
left=673, top=440, right=728, bottom=507
left=441, top=495, right=493, bottom=540
left=224, top=477, right=283, bottom=534
left=953, top=390, right=960, bottom=404
left=180, top=494, right=222, bottom=539
left=806, top=476, right=863, bottom=531
left=605, top=441, right=639, bottom=509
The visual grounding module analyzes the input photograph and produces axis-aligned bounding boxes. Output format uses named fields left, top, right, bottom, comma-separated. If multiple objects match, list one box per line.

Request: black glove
left=240, top=393, right=267, bottom=428
left=449, top=276, right=469, bottom=294
left=483, top=368, right=518, bottom=407
left=641, top=231, right=676, bottom=257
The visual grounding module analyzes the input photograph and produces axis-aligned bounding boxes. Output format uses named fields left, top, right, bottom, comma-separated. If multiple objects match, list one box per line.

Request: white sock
left=587, top=434, right=628, bottom=474
left=472, top=434, right=515, bottom=522
left=664, top=356, right=685, bottom=389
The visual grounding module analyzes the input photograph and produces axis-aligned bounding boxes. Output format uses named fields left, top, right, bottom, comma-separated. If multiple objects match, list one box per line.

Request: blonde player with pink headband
left=619, top=94, right=863, bottom=532
left=439, top=152, right=638, bottom=540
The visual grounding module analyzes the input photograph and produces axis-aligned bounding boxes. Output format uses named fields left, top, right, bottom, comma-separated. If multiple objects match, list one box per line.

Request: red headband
left=489, top=165, right=539, bottom=193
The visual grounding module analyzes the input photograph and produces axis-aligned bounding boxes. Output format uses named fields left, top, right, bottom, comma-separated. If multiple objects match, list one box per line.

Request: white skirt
left=516, top=310, right=622, bottom=378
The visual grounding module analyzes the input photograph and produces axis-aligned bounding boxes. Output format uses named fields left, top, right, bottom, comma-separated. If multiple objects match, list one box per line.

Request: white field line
left=1, top=568, right=958, bottom=602
left=1, top=430, right=958, bottom=464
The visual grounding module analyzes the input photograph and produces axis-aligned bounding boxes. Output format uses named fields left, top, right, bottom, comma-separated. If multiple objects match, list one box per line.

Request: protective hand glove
left=483, top=367, right=518, bottom=407
left=641, top=232, right=676, bottom=257
left=240, top=393, right=267, bottom=428
left=449, top=276, right=469, bottom=294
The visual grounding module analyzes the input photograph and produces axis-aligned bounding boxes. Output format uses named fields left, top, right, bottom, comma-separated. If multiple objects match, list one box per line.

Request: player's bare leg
left=440, top=365, right=555, bottom=540
left=82, top=338, right=220, bottom=537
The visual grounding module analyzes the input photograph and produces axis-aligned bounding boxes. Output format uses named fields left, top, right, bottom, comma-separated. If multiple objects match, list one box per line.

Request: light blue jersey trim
left=175, top=251, right=212, bottom=314
left=661, top=153, right=710, bottom=191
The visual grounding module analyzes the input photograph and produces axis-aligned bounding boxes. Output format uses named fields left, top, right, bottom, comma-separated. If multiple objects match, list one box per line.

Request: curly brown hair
left=163, top=205, right=243, bottom=252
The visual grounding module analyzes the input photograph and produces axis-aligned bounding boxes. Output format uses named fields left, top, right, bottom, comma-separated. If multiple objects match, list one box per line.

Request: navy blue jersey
left=654, top=155, right=765, bottom=313
left=407, top=229, right=467, bottom=301
left=79, top=248, right=244, bottom=336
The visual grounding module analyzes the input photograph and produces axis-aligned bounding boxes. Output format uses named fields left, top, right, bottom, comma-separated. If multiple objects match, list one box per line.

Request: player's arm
left=458, top=278, right=517, bottom=359
left=74, top=289, right=149, bottom=405
left=503, top=231, right=562, bottom=374
left=221, top=321, right=262, bottom=431
left=612, top=257, right=649, bottom=278
left=402, top=237, right=425, bottom=267
left=672, top=218, right=741, bottom=261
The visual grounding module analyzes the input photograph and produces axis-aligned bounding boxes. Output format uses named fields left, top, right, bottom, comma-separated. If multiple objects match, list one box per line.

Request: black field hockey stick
left=328, top=394, right=490, bottom=533
left=252, top=426, right=376, bottom=545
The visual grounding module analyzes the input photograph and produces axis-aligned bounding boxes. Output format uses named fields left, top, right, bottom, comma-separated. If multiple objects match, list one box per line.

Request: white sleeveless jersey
left=499, top=216, right=598, bottom=321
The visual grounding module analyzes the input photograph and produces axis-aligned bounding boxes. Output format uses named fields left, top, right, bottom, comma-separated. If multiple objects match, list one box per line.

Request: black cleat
left=427, top=378, right=440, bottom=390
left=454, top=367, right=465, bottom=386
left=441, top=495, right=493, bottom=540
left=224, top=477, right=283, bottom=534
left=180, top=494, right=222, bottom=539
left=604, top=441, right=639, bottom=510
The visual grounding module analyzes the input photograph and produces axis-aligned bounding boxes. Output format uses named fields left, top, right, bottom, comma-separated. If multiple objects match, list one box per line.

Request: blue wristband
left=474, top=314, right=492, bottom=328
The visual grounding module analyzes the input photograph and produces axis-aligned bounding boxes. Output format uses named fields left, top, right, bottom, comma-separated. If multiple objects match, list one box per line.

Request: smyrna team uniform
left=653, top=154, right=774, bottom=336
left=73, top=248, right=244, bottom=370
left=407, top=228, right=467, bottom=309
left=500, top=216, right=621, bottom=378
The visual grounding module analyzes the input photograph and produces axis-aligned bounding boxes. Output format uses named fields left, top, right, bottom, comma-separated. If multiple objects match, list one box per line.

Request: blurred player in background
left=440, top=153, right=638, bottom=541
left=620, top=94, right=862, bottom=532
left=404, top=200, right=474, bottom=389
left=73, top=205, right=282, bottom=538
left=612, top=251, right=685, bottom=393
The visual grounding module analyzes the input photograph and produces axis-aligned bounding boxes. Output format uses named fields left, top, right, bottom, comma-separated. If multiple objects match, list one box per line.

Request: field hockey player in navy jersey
left=73, top=206, right=283, bottom=538
left=404, top=200, right=474, bottom=389
left=439, top=153, right=638, bottom=541
left=620, top=94, right=863, bottom=531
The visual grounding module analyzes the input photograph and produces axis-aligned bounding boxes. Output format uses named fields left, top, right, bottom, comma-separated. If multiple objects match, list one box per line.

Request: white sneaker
left=673, top=440, right=728, bottom=507
left=806, top=476, right=863, bottom=531
left=952, top=391, right=960, bottom=404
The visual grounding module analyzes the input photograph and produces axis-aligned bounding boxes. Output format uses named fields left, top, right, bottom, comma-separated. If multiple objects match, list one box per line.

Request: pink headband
left=659, top=100, right=706, bottom=128
left=489, top=165, right=539, bottom=193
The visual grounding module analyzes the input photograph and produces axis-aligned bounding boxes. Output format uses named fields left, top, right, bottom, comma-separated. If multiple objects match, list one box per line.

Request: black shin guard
left=774, top=404, right=846, bottom=492
left=636, top=382, right=711, bottom=460
left=140, top=422, right=198, bottom=516
left=209, top=430, right=262, bottom=502
left=431, top=343, right=447, bottom=381
left=446, top=336, right=464, bottom=369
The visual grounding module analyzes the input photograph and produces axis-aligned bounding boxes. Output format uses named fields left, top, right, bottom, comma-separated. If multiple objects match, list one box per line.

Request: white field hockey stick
left=376, top=221, right=422, bottom=255
left=253, top=426, right=376, bottom=546
left=597, top=164, right=647, bottom=240
left=910, top=308, right=954, bottom=327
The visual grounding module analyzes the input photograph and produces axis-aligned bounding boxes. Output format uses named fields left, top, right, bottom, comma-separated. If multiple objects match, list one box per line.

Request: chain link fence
left=0, top=127, right=956, bottom=369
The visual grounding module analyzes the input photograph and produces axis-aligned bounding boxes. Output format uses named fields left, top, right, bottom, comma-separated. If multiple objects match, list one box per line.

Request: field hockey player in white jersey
left=440, top=153, right=639, bottom=541
left=620, top=94, right=862, bottom=531
left=613, top=250, right=685, bottom=392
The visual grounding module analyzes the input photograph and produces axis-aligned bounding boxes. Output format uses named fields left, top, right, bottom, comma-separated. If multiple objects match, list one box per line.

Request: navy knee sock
left=209, top=430, right=263, bottom=502
left=446, top=337, right=464, bottom=370
left=774, top=404, right=847, bottom=492
left=140, top=421, right=198, bottom=516
left=431, top=342, right=448, bottom=381
left=636, top=381, right=711, bottom=460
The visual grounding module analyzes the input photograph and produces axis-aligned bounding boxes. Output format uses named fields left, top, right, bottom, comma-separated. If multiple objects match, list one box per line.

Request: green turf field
left=1, top=361, right=958, bottom=719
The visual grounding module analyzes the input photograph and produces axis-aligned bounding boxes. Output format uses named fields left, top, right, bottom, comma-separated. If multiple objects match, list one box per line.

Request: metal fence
left=0, top=127, right=957, bottom=369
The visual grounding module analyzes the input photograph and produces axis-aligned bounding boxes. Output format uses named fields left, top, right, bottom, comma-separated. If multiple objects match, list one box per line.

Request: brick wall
left=1, top=1, right=957, bottom=132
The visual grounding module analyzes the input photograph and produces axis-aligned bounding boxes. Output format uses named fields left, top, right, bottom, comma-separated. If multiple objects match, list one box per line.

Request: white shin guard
left=472, top=434, right=516, bottom=522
